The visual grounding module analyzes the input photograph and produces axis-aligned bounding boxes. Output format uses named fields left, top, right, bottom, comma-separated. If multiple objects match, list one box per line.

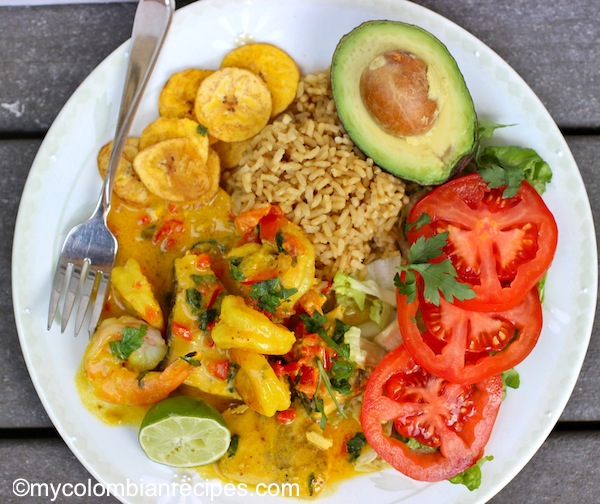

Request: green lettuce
left=448, top=455, right=494, bottom=491
left=478, top=145, right=553, bottom=197
left=332, top=271, right=382, bottom=311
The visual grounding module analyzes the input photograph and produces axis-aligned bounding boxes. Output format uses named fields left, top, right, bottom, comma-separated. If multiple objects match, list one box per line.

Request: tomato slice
left=360, top=344, right=502, bottom=482
left=407, top=173, right=558, bottom=311
left=397, top=280, right=542, bottom=383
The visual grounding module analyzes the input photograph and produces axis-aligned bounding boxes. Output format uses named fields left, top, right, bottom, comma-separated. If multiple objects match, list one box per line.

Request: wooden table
left=1, top=1, right=598, bottom=502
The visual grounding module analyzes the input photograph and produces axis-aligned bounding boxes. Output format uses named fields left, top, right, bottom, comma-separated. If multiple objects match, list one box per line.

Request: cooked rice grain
left=224, top=71, right=409, bottom=279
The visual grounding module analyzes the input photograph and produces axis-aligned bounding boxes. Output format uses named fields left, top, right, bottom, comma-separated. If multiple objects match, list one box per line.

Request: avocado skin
left=330, top=20, right=477, bottom=186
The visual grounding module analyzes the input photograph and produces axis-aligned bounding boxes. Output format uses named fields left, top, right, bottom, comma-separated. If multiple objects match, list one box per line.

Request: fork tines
left=47, top=258, right=109, bottom=336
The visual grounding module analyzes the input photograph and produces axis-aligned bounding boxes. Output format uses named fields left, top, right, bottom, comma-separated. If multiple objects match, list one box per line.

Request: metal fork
left=47, top=0, right=174, bottom=335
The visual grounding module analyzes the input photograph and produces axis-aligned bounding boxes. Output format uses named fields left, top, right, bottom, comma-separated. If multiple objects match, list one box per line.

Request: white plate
left=12, top=0, right=597, bottom=502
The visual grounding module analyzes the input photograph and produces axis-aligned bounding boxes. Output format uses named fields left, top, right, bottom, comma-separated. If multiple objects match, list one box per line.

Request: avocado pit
left=360, top=50, right=438, bottom=137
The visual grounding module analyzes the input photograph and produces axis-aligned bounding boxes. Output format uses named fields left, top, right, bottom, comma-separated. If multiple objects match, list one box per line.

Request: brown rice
left=224, top=70, right=409, bottom=279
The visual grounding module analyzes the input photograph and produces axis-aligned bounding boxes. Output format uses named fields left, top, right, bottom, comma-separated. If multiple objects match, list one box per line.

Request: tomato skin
left=397, top=285, right=543, bottom=384
left=360, top=345, right=503, bottom=482
left=407, top=173, right=558, bottom=311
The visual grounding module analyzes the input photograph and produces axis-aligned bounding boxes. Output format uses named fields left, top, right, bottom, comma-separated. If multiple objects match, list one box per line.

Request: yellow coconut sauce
left=76, top=189, right=372, bottom=498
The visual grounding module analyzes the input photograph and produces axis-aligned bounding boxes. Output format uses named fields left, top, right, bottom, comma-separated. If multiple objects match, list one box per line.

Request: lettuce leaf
left=478, top=145, right=553, bottom=197
left=333, top=271, right=382, bottom=311
left=448, top=455, right=493, bottom=491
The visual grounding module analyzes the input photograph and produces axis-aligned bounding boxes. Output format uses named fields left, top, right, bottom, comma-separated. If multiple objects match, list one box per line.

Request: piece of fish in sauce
left=217, top=405, right=331, bottom=497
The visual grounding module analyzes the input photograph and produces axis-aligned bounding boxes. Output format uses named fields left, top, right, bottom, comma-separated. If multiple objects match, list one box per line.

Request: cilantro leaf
left=198, top=308, right=217, bottom=331
left=136, top=370, right=149, bottom=389
left=229, top=256, right=246, bottom=281
left=329, top=359, right=353, bottom=395
left=300, top=312, right=351, bottom=361
left=316, top=358, right=347, bottom=421
left=479, top=145, right=552, bottom=196
left=346, top=432, right=367, bottom=461
left=404, top=212, right=430, bottom=234
left=411, top=260, right=476, bottom=306
left=180, top=351, right=201, bottom=367
left=186, top=288, right=202, bottom=313
left=227, top=433, right=240, bottom=458
left=300, top=310, right=328, bottom=333
left=109, top=325, right=147, bottom=360
left=249, top=277, right=297, bottom=314
left=409, top=232, right=449, bottom=263
left=479, top=163, right=525, bottom=198
left=395, top=229, right=475, bottom=306
left=275, top=230, right=286, bottom=254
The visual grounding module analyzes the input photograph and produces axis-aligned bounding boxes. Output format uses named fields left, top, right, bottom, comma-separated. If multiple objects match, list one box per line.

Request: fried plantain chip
left=201, top=147, right=221, bottom=203
left=194, top=67, right=272, bottom=143
left=138, top=117, right=209, bottom=163
left=158, top=68, right=214, bottom=120
left=211, top=139, right=250, bottom=169
left=133, top=137, right=217, bottom=202
left=97, top=137, right=153, bottom=207
left=220, top=43, right=300, bottom=117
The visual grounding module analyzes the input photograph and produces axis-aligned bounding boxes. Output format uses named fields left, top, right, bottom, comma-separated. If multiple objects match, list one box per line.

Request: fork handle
left=98, top=0, right=174, bottom=217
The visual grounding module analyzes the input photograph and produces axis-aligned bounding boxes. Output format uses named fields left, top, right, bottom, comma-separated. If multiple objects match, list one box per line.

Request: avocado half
left=330, top=20, right=477, bottom=185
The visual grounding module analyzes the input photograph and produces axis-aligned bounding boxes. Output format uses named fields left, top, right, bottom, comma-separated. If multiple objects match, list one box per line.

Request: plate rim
left=12, top=0, right=598, bottom=502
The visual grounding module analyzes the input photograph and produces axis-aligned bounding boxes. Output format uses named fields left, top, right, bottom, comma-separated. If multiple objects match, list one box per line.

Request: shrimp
left=84, top=316, right=194, bottom=406
left=229, top=204, right=320, bottom=319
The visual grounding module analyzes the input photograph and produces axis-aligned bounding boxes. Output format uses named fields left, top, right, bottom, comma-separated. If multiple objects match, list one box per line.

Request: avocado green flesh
left=330, top=20, right=477, bottom=185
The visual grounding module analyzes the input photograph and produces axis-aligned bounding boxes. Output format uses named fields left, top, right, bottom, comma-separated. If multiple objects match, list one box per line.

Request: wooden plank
left=0, top=430, right=597, bottom=503
left=0, top=4, right=136, bottom=134
left=491, top=429, right=600, bottom=503
left=416, top=0, right=600, bottom=129
left=0, top=1, right=598, bottom=134
left=557, top=135, right=600, bottom=422
left=0, top=437, right=118, bottom=503
left=0, top=139, right=51, bottom=429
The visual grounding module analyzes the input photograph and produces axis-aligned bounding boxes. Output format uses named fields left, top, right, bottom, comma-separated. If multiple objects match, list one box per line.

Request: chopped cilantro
left=186, top=288, right=202, bottom=313
left=180, top=351, right=201, bottom=367
left=329, top=359, right=353, bottom=395
left=405, top=212, right=431, bottom=234
left=196, top=124, right=209, bottom=136
left=478, top=145, right=552, bottom=197
left=300, top=310, right=328, bottom=333
left=109, top=325, right=147, bottom=360
left=140, top=224, right=157, bottom=241
left=229, top=256, right=245, bottom=281
left=314, top=394, right=328, bottom=430
left=198, top=308, right=217, bottom=331
left=275, top=230, right=286, bottom=254
left=395, top=230, right=475, bottom=306
left=479, top=163, right=525, bottom=198
left=346, top=432, right=367, bottom=461
left=190, top=273, right=215, bottom=286
left=227, top=434, right=240, bottom=458
left=300, top=312, right=351, bottom=361
left=136, top=370, right=149, bottom=389
left=308, top=473, right=316, bottom=497
left=249, top=277, right=297, bottom=314
left=226, top=361, right=239, bottom=382
left=316, top=358, right=347, bottom=422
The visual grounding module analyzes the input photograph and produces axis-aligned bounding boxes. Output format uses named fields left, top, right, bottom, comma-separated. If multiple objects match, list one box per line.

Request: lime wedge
left=139, top=395, right=231, bottom=467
